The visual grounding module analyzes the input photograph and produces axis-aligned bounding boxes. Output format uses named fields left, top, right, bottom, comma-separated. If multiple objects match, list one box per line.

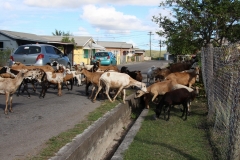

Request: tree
left=52, top=29, right=76, bottom=48
left=153, top=0, right=240, bottom=55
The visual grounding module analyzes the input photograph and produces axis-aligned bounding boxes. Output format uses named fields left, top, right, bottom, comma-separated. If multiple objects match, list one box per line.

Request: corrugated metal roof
left=40, top=36, right=93, bottom=47
left=0, top=30, right=48, bottom=42
left=0, top=30, right=134, bottom=49
left=97, top=41, right=133, bottom=49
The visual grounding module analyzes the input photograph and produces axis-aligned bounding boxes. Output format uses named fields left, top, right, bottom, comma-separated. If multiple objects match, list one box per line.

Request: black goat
left=120, top=66, right=142, bottom=82
left=155, top=88, right=197, bottom=121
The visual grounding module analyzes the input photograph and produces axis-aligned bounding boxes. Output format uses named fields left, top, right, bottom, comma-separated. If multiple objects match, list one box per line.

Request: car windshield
left=14, top=46, right=41, bottom=55
left=95, top=52, right=109, bottom=57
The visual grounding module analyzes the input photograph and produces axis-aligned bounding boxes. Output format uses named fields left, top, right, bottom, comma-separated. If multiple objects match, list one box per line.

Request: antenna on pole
left=148, top=32, right=154, bottom=58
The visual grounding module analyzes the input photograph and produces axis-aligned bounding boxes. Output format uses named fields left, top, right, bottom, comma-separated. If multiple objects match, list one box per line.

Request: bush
left=0, top=48, right=11, bottom=66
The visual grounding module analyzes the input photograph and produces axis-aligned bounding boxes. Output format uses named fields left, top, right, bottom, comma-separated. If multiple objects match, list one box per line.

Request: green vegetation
left=52, top=29, right=76, bottom=48
left=0, top=48, right=11, bottom=66
left=145, top=50, right=166, bottom=59
left=153, top=1, right=240, bottom=55
left=123, top=97, right=215, bottom=160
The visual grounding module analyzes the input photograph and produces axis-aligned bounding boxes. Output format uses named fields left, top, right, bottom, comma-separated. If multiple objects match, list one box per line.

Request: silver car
left=9, top=44, right=71, bottom=68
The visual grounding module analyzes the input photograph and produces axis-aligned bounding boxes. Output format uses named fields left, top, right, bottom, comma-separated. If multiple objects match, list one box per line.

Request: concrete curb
left=111, top=109, right=149, bottom=160
left=50, top=94, right=142, bottom=160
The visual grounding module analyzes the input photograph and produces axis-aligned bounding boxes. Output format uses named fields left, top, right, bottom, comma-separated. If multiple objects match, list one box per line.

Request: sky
left=0, top=0, right=169, bottom=50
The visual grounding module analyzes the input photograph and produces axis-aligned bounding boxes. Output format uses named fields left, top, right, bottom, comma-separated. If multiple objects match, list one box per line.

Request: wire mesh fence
left=201, top=43, right=240, bottom=160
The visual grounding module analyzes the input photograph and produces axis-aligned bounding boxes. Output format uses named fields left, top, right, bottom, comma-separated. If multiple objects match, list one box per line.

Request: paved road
left=0, top=60, right=170, bottom=160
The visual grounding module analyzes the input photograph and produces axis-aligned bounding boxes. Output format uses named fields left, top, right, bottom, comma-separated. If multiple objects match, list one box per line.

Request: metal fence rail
left=201, top=44, right=240, bottom=160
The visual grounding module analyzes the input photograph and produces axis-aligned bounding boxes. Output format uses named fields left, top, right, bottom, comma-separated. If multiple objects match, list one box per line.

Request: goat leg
left=23, top=83, right=30, bottom=98
left=181, top=103, right=188, bottom=120
left=4, top=93, right=9, bottom=114
left=17, top=82, right=24, bottom=97
left=9, top=95, right=13, bottom=113
left=92, top=85, right=103, bottom=102
left=85, top=81, right=91, bottom=96
left=112, top=87, right=124, bottom=103
left=103, top=86, right=113, bottom=102
left=57, top=83, right=62, bottom=96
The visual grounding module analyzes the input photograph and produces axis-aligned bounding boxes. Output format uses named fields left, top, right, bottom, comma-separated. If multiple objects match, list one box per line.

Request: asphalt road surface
left=0, top=60, right=170, bottom=160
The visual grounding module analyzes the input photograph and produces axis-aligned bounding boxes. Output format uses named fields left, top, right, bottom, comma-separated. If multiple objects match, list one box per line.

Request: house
left=0, top=30, right=141, bottom=66
left=97, top=41, right=134, bottom=64
left=40, top=35, right=105, bottom=65
left=0, top=30, right=48, bottom=52
left=0, top=30, right=76, bottom=64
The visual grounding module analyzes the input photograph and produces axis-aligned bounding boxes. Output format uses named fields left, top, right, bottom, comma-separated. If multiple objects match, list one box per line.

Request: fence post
left=206, top=44, right=214, bottom=117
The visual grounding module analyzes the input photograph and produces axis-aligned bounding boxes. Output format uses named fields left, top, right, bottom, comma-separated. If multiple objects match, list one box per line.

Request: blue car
left=92, top=51, right=117, bottom=66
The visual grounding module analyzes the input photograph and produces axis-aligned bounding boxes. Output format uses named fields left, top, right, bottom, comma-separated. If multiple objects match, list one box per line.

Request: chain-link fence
left=201, top=43, right=240, bottom=160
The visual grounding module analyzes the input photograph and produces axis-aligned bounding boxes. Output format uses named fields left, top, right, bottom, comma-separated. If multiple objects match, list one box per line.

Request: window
left=14, top=46, right=41, bottom=55
left=84, top=50, right=88, bottom=58
left=45, top=46, right=56, bottom=55
left=53, top=47, right=63, bottom=55
left=95, top=52, right=108, bottom=57
left=0, top=42, right=3, bottom=49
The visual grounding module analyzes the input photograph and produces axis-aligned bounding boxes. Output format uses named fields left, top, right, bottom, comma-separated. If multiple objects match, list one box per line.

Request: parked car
left=9, top=44, right=71, bottom=68
left=91, top=51, right=117, bottom=66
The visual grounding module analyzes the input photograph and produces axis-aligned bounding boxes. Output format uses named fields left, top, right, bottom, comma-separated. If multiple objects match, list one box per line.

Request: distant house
left=0, top=30, right=143, bottom=65
left=97, top=41, right=134, bottom=64
left=133, top=49, right=145, bottom=62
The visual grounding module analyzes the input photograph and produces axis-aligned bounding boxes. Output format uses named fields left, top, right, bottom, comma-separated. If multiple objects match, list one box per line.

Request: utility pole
left=148, top=32, right=154, bottom=58
left=159, top=40, right=164, bottom=60
left=159, top=40, right=162, bottom=60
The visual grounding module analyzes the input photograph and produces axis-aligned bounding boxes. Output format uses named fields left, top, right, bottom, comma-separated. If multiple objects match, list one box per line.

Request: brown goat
left=134, top=79, right=198, bottom=109
left=95, top=60, right=119, bottom=72
left=11, top=62, right=55, bottom=72
left=165, top=67, right=200, bottom=88
left=78, top=68, right=104, bottom=102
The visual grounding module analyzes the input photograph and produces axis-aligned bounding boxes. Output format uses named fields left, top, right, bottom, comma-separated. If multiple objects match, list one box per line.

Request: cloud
left=80, top=5, right=152, bottom=33
left=73, top=27, right=91, bottom=36
left=23, top=0, right=162, bottom=8
left=2, top=1, right=14, bottom=10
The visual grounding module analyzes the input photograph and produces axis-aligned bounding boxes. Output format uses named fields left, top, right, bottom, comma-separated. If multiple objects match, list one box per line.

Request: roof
left=97, top=41, right=133, bottom=49
left=40, top=36, right=93, bottom=47
left=0, top=30, right=48, bottom=43
left=0, top=30, right=133, bottom=50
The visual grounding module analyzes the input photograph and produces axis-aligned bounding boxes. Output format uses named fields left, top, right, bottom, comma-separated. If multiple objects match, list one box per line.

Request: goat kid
left=155, top=88, right=197, bottom=121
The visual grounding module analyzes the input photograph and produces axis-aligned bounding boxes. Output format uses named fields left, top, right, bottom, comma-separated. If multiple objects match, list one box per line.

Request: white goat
left=71, top=70, right=83, bottom=86
left=0, top=69, right=42, bottom=114
left=94, top=72, right=148, bottom=104
left=147, top=66, right=158, bottom=85
left=43, top=69, right=71, bottom=96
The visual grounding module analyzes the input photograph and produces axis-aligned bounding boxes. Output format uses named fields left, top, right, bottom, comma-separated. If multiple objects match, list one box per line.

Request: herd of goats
left=0, top=58, right=200, bottom=121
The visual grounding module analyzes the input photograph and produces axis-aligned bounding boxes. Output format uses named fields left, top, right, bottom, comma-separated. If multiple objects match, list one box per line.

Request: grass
left=145, top=50, right=166, bottom=59
left=27, top=89, right=136, bottom=160
left=123, top=97, right=216, bottom=160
